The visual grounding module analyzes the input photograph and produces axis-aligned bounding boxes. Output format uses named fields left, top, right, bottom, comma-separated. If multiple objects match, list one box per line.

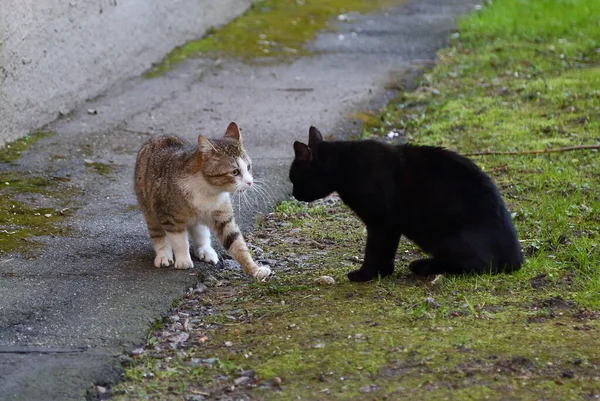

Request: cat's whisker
left=251, top=182, right=274, bottom=204
left=249, top=185, right=270, bottom=208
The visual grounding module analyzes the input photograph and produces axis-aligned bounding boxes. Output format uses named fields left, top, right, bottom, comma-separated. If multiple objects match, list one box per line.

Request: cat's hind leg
left=348, top=228, right=400, bottom=282
left=189, top=223, right=219, bottom=265
left=410, top=231, right=499, bottom=275
left=151, top=235, right=174, bottom=268
left=145, top=218, right=174, bottom=268
left=409, top=258, right=454, bottom=275
left=165, top=230, right=194, bottom=269
left=409, top=258, right=487, bottom=275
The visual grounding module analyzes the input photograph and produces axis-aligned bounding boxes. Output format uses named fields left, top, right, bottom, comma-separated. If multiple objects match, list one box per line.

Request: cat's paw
left=193, top=246, right=219, bottom=264
left=409, top=259, right=444, bottom=275
left=154, top=254, right=174, bottom=268
left=253, top=266, right=272, bottom=281
left=347, top=268, right=377, bottom=282
left=174, top=256, right=194, bottom=270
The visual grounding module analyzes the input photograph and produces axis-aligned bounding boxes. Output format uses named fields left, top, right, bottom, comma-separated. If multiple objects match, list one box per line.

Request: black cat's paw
left=347, top=268, right=377, bottom=282
left=409, top=259, right=445, bottom=275
left=378, top=264, right=395, bottom=278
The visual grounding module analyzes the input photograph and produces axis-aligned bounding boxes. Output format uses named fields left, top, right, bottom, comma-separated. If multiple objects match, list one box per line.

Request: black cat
left=289, top=127, right=523, bottom=282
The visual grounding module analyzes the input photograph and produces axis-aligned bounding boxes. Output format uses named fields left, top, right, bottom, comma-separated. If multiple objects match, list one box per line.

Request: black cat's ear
left=224, top=122, right=241, bottom=142
left=293, top=141, right=312, bottom=163
left=308, top=126, right=323, bottom=148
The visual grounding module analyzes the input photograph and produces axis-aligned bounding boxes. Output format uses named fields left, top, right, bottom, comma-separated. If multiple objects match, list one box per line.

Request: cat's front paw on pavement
left=174, top=257, right=194, bottom=269
left=253, top=266, right=271, bottom=281
left=193, top=246, right=219, bottom=264
left=154, top=255, right=174, bottom=268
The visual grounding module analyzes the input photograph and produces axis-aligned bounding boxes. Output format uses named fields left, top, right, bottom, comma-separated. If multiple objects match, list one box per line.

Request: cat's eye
left=247, top=164, right=252, bottom=171
left=232, top=169, right=241, bottom=176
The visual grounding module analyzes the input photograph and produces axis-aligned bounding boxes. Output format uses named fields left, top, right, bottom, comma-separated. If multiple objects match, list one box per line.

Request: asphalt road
left=0, top=0, right=478, bottom=399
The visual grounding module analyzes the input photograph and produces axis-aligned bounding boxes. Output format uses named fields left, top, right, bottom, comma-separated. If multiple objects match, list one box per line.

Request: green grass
left=114, top=0, right=600, bottom=399
left=144, top=0, right=399, bottom=77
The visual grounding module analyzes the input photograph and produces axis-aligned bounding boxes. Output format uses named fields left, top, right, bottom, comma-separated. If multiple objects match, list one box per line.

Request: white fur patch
left=237, top=158, right=253, bottom=189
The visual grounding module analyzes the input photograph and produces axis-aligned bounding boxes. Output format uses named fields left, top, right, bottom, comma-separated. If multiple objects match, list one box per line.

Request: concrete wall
left=0, top=0, right=252, bottom=146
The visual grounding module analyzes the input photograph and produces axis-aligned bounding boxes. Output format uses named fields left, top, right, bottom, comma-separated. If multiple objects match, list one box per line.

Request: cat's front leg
left=348, top=227, right=400, bottom=282
left=211, top=209, right=271, bottom=281
left=166, top=230, right=194, bottom=269
left=189, top=223, right=219, bottom=264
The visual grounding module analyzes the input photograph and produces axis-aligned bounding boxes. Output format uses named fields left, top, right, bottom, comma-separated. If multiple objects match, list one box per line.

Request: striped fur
left=134, top=122, right=271, bottom=280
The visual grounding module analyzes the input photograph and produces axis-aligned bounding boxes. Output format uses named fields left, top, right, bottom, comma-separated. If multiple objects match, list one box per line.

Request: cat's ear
left=308, top=126, right=323, bottom=148
left=293, top=141, right=312, bottom=163
left=224, top=122, right=241, bottom=142
left=198, top=135, right=215, bottom=154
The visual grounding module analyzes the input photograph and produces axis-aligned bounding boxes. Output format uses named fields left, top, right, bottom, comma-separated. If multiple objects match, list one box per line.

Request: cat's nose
left=246, top=180, right=253, bottom=187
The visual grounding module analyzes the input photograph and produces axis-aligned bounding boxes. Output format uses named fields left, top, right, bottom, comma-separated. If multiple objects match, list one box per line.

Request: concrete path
left=0, top=0, right=477, bottom=399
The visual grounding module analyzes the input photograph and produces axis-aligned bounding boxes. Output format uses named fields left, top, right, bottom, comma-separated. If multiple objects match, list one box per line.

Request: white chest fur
left=179, top=175, right=231, bottom=224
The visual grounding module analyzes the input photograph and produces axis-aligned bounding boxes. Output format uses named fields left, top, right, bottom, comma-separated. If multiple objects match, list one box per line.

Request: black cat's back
left=395, top=144, right=522, bottom=272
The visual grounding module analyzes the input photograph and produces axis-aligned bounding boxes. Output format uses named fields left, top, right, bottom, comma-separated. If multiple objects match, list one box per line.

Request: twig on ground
left=464, top=144, right=600, bottom=156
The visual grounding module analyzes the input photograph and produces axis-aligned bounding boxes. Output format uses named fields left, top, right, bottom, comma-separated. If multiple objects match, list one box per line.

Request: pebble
left=234, top=376, right=251, bottom=385
left=224, top=341, right=233, bottom=347
left=273, top=377, right=282, bottom=387
left=96, top=385, right=107, bottom=394
left=193, top=283, right=207, bottom=294
left=425, top=297, right=441, bottom=309
left=315, top=276, right=336, bottom=286
left=168, top=332, right=189, bottom=344
left=360, top=384, right=381, bottom=393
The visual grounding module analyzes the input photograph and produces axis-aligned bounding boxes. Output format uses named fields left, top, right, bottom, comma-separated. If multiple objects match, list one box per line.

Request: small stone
left=118, top=355, right=134, bottom=367
left=130, top=347, right=144, bottom=356
left=87, top=108, right=97, bottom=115
left=96, top=385, right=107, bottom=394
left=240, top=369, right=255, bottom=378
left=234, top=376, right=251, bottom=385
left=273, top=377, right=282, bottom=387
left=193, top=283, right=207, bottom=294
left=315, top=276, right=336, bottom=286
left=360, top=384, right=381, bottom=393
left=224, top=341, right=233, bottom=347
left=170, top=315, right=180, bottom=322
left=314, top=343, right=325, bottom=349
left=354, top=333, right=363, bottom=339
left=187, top=396, right=205, bottom=401
left=168, top=332, right=189, bottom=344
left=425, top=297, right=441, bottom=308
left=431, top=88, right=440, bottom=95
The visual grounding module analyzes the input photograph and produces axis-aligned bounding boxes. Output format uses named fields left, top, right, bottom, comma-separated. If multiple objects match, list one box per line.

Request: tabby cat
left=289, top=127, right=523, bottom=282
left=134, top=122, right=271, bottom=281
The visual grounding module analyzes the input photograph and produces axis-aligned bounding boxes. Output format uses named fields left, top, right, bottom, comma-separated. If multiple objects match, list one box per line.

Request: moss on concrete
left=85, top=161, right=114, bottom=176
left=0, top=132, right=54, bottom=164
left=0, top=134, right=75, bottom=256
left=144, top=0, right=399, bottom=77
